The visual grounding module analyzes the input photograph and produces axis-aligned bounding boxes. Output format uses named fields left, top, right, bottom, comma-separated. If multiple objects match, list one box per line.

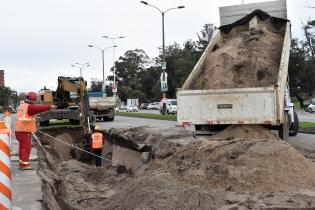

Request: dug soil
left=186, top=17, right=286, bottom=90
left=36, top=125, right=315, bottom=210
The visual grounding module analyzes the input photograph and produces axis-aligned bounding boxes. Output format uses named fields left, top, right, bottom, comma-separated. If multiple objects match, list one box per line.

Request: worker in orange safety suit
left=15, top=92, right=54, bottom=170
left=90, top=126, right=105, bottom=167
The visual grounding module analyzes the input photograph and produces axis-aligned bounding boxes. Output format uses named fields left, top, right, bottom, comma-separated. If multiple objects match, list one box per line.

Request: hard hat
left=94, top=126, right=100, bottom=131
left=26, top=92, right=37, bottom=101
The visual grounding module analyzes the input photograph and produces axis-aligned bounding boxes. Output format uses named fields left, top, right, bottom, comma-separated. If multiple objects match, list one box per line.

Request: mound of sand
left=164, top=126, right=315, bottom=192
left=187, top=18, right=285, bottom=90
left=214, top=125, right=279, bottom=140
left=36, top=126, right=315, bottom=209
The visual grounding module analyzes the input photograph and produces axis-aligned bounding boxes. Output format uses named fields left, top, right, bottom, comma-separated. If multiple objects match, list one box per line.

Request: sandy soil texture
left=186, top=18, right=286, bottom=90
left=36, top=126, right=315, bottom=210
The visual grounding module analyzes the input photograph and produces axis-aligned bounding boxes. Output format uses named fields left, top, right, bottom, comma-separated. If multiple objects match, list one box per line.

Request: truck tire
left=103, top=117, right=108, bottom=121
left=289, top=110, right=299, bottom=136
left=278, top=112, right=289, bottom=141
left=39, top=120, right=49, bottom=126
left=69, top=119, right=80, bottom=125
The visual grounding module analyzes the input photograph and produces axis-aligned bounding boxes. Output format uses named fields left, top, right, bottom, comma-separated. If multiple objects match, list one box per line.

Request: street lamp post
left=88, top=45, right=117, bottom=93
left=140, top=1, right=185, bottom=114
left=71, top=62, right=90, bottom=78
left=102, top=35, right=125, bottom=91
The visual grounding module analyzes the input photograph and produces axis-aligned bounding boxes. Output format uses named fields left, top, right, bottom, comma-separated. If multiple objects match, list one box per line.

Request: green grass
left=116, top=112, right=177, bottom=121
left=299, top=122, right=315, bottom=132
left=293, top=100, right=301, bottom=109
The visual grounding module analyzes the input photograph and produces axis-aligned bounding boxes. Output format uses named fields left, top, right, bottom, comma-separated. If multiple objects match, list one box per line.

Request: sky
left=1, top=0, right=314, bottom=93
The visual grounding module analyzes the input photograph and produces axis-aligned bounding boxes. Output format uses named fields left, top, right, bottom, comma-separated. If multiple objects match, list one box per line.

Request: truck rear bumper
left=177, top=87, right=280, bottom=127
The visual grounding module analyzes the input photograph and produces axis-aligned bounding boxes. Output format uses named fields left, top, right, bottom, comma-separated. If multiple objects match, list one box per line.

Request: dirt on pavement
left=36, top=125, right=315, bottom=210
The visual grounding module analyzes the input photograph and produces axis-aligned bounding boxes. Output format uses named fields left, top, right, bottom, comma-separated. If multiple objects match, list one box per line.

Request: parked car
left=126, top=105, right=139, bottom=112
left=305, top=97, right=315, bottom=112
left=308, top=103, right=315, bottom=113
left=159, top=99, right=177, bottom=114
left=147, top=102, right=159, bottom=110
left=140, top=103, right=149, bottom=110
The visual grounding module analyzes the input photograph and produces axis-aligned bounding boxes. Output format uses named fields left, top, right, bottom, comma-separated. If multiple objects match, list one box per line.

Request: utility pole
left=88, top=45, right=117, bottom=94
left=140, top=1, right=185, bottom=114
left=102, top=36, right=125, bottom=96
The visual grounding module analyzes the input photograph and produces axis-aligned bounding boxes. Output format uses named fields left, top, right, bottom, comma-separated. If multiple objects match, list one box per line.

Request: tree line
left=289, top=20, right=315, bottom=107
left=90, top=24, right=217, bottom=102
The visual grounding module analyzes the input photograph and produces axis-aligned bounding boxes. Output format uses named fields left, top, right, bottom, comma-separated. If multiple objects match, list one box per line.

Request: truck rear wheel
left=278, top=112, right=289, bottom=141
left=39, top=120, right=49, bottom=126
left=69, top=119, right=80, bottom=125
left=289, top=110, right=299, bottom=136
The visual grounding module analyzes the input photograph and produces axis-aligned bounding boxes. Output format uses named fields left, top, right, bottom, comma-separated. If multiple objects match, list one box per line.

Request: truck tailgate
left=177, top=87, right=278, bottom=126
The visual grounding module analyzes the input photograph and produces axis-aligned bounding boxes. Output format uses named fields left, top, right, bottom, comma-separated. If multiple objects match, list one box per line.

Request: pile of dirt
left=186, top=18, right=285, bottom=90
left=164, top=138, right=315, bottom=192
left=214, top=125, right=279, bottom=140
left=36, top=127, right=84, bottom=162
left=36, top=126, right=315, bottom=209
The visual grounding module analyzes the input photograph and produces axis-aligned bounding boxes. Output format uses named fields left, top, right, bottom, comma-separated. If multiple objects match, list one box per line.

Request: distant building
left=0, top=70, right=4, bottom=87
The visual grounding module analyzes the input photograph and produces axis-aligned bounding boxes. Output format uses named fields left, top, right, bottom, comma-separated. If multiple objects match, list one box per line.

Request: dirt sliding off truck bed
left=177, top=9, right=298, bottom=139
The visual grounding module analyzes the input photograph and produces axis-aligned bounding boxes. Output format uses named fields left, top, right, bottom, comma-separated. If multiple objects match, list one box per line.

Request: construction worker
left=15, top=92, right=54, bottom=170
left=90, top=126, right=105, bottom=167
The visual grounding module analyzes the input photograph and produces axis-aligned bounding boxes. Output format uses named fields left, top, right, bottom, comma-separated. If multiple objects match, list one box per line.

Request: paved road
left=121, top=109, right=161, bottom=114
left=95, top=116, right=181, bottom=130
left=296, top=109, right=315, bottom=123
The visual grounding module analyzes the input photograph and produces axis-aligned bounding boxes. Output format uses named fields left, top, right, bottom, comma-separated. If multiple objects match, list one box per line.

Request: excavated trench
left=36, top=126, right=315, bottom=210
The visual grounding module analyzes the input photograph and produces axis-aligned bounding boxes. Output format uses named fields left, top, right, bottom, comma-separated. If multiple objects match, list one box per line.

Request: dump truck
left=89, top=95, right=116, bottom=121
left=177, top=0, right=298, bottom=140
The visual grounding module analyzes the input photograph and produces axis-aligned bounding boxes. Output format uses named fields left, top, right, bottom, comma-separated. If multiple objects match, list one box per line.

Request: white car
left=308, top=103, right=315, bottom=113
left=147, top=102, right=159, bottom=110
left=126, top=105, right=139, bottom=112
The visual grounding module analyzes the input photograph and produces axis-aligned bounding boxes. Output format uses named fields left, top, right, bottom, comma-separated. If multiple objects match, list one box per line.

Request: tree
left=289, top=39, right=315, bottom=107
left=112, top=49, right=149, bottom=101
left=0, top=86, right=13, bottom=107
left=162, top=41, right=200, bottom=98
left=89, top=79, right=103, bottom=92
left=303, top=22, right=315, bottom=59
left=196, top=23, right=217, bottom=52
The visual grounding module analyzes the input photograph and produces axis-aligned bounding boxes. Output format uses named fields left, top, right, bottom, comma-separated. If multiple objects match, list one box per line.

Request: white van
left=159, top=99, right=177, bottom=114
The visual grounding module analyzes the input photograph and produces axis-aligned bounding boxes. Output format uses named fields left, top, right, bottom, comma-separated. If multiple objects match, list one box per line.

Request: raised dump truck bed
left=177, top=7, right=297, bottom=140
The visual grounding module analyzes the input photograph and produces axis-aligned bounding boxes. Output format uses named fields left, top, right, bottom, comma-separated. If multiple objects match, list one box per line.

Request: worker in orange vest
left=90, top=126, right=105, bottom=167
left=15, top=92, right=54, bottom=170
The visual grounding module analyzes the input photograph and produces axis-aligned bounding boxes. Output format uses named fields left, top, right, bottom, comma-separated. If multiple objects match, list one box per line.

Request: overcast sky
left=1, top=0, right=314, bottom=93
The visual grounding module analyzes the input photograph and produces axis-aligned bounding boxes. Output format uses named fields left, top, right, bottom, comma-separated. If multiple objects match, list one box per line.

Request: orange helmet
left=26, top=92, right=37, bottom=101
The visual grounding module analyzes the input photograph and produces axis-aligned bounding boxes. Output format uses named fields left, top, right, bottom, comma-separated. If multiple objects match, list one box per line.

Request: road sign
left=112, top=84, right=117, bottom=93
left=162, top=62, right=166, bottom=70
left=160, top=72, right=168, bottom=91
